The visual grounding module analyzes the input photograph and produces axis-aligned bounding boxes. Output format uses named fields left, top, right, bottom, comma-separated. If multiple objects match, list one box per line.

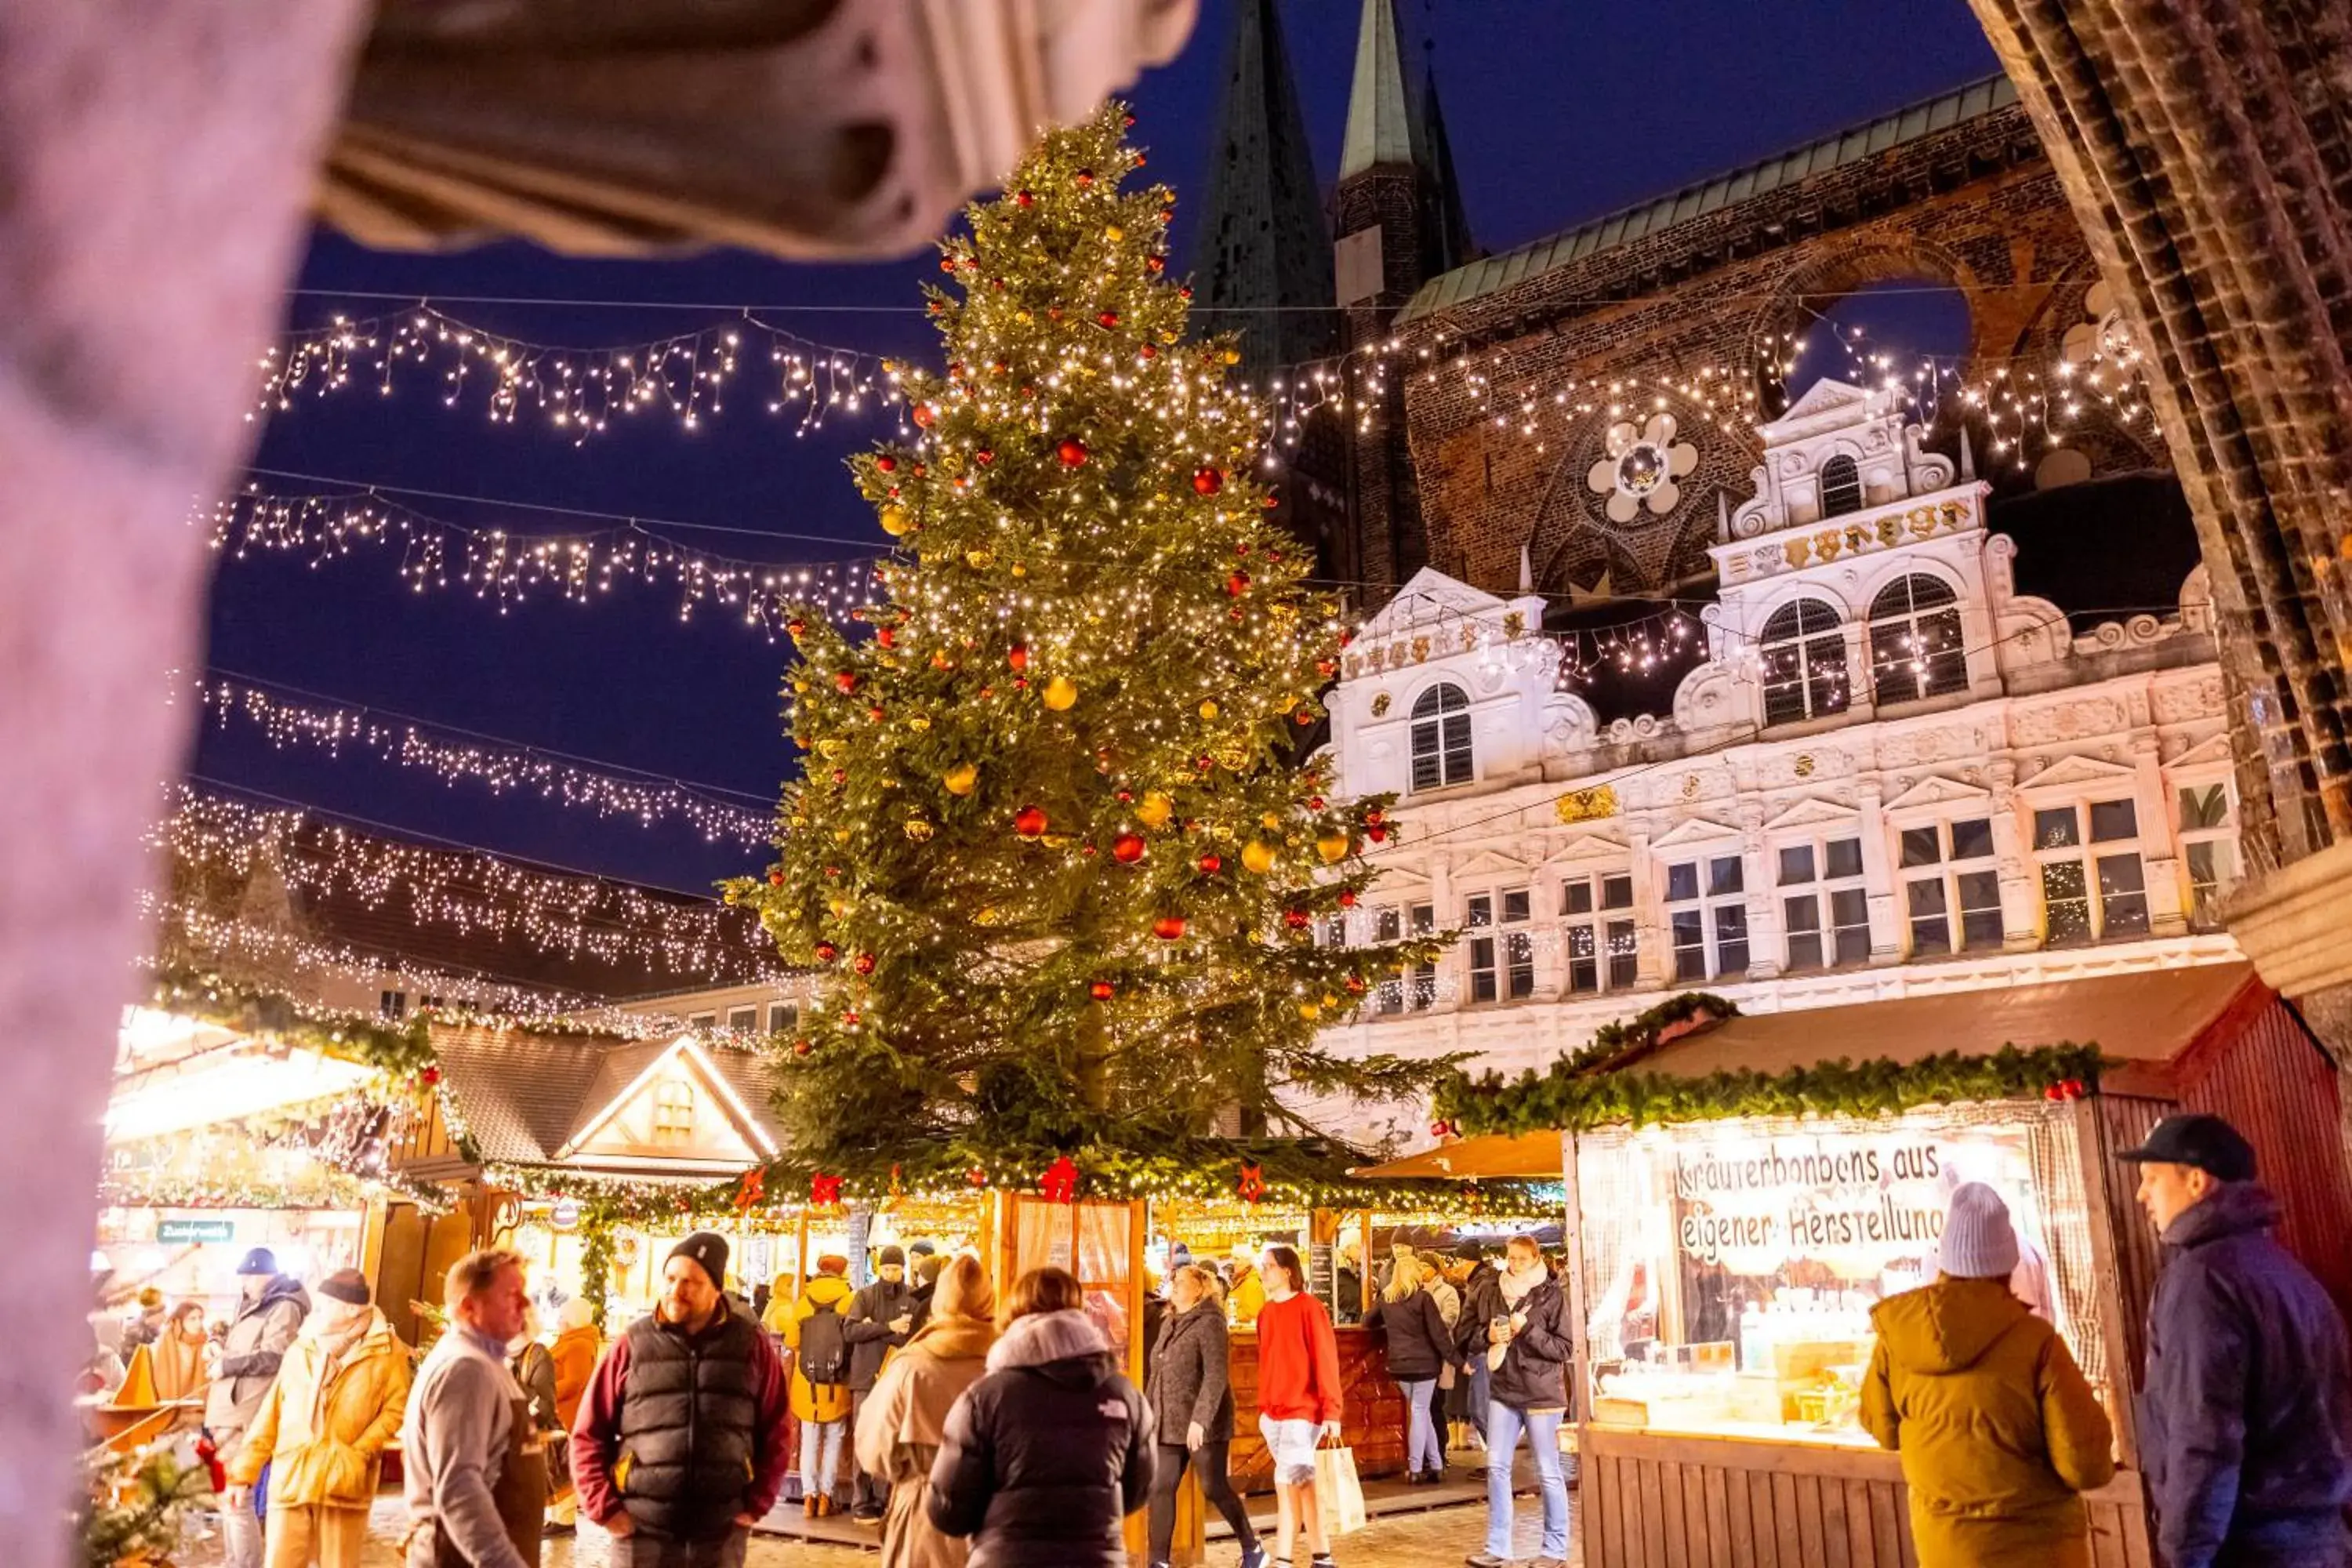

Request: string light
left=154, top=789, right=775, bottom=979
left=185, top=672, right=774, bottom=846
left=207, top=485, right=887, bottom=633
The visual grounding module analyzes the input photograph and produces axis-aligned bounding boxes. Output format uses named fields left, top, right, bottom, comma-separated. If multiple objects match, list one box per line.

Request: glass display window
left=1572, top=1103, right=2103, bottom=1446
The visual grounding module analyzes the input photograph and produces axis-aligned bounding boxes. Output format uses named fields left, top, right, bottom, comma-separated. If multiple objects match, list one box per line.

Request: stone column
left=1629, top=819, right=1668, bottom=991
left=1856, top=780, right=1903, bottom=964
left=1738, top=804, right=1780, bottom=982
left=1427, top=852, right=1456, bottom=1012
left=2132, top=731, right=2189, bottom=937
left=1987, top=762, right=2041, bottom=951
left=0, top=6, right=372, bottom=1566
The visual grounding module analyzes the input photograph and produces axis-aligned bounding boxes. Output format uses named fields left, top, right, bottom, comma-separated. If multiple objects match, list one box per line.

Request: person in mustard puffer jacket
left=1861, top=1183, right=2115, bottom=1568
left=776, top=1255, right=858, bottom=1514
left=227, top=1270, right=412, bottom=1568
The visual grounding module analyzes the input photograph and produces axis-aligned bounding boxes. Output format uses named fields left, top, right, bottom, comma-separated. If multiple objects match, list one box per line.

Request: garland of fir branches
left=1436, top=1041, right=2107, bottom=1138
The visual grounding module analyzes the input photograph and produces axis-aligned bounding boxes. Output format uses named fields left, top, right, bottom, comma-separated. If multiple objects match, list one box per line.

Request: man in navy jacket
left=2123, top=1113, right=2352, bottom=1568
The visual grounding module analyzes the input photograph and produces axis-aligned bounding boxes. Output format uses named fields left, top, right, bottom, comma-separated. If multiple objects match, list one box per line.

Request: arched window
left=1819, top=454, right=1864, bottom=517
left=1410, top=683, right=1473, bottom=791
left=1759, top=597, right=1850, bottom=726
left=1870, top=574, right=1969, bottom=704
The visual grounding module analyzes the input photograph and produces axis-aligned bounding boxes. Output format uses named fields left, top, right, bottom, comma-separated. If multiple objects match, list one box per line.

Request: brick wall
left=1368, top=103, right=2150, bottom=602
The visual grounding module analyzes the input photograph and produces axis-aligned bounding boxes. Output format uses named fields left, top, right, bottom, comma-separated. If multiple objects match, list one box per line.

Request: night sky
left=196, top=0, right=2001, bottom=916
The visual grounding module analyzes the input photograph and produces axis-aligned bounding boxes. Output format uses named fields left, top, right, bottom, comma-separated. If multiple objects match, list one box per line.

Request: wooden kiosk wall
left=1566, top=1098, right=2159, bottom=1568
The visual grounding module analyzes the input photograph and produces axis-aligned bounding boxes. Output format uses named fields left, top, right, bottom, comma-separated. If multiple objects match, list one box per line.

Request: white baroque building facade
left=1316, top=382, right=2241, bottom=1152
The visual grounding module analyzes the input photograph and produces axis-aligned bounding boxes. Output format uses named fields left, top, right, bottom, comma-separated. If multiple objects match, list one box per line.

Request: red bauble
left=1146, top=256, right=1165, bottom=274
left=968, top=1166, right=989, bottom=1186
left=1363, top=808, right=1386, bottom=827
left=1074, top=169, right=1095, bottom=187
left=1262, top=494, right=1279, bottom=510
left=1196, top=853, right=1222, bottom=875
left=869, top=705, right=887, bottom=721
left=1088, top=979, right=1116, bottom=1001
left=1283, top=909, right=1312, bottom=930
left=1116, top=789, right=1134, bottom=803
left=1366, top=826, right=1388, bottom=844
left=975, top=448, right=995, bottom=465
left=1294, top=710, right=1315, bottom=725
left=815, top=942, right=840, bottom=963
left=877, top=626, right=895, bottom=648
left=1111, top=833, right=1147, bottom=865
left=1307, top=796, right=1326, bottom=811
left=835, top=670, right=858, bottom=693
left=1140, top=343, right=1158, bottom=359
left=830, top=768, right=848, bottom=786
left=1057, top=436, right=1091, bottom=468
left=1152, top=915, right=1188, bottom=941
left=768, top=869, right=786, bottom=887
left=1338, top=889, right=1358, bottom=908
left=1007, top=644, right=1029, bottom=672
left=1316, top=659, right=1338, bottom=678
left=875, top=455, right=897, bottom=473
left=1345, top=975, right=1367, bottom=995
left=1192, top=466, right=1225, bottom=496
left=911, top=462, right=927, bottom=477
left=854, top=952, right=877, bottom=976
left=419, top=1065, right=441, bottom=1087
left=1014, top=805, right=1049, bottom=840
left=1098, top=310, right=1120, bottom=328
left=1178, top=285, right=1194, bottom=299
left=1014, top=189, right=1035, bottom=207
left=786, top=617, right=808, bottom=638
left=912, top=404, right=937, bottom=428
left=1225, top=571, right=1251, bottom=597
left=793, top=1038, right=813, bottom=1056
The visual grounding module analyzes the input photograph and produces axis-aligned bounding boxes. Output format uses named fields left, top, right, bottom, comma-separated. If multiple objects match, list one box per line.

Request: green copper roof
left=1339, top=0, right=1425, bottom=179
left=1397, top=74, right=2020, bottom=322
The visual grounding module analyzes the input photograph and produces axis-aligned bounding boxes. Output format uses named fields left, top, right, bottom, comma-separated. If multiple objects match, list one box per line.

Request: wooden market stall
left=1374, top=962, right=2352, bottom=1568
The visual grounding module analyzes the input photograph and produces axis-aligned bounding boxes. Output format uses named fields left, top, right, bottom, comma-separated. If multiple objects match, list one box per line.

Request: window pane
left=1378, top=978, right=1403, bottom=1014
left=1783, top=894, right=1820, bottom=934
left=1471, top=971, right=1497, bottom=1003
left=2187, top=840, right=2217, bottom=888
left=1957, top=871, right=2004, bottom=951
left=2179, top=784, right=2229, bottom=831
left=1667, top=862, right=1700, bottom=902
left=1410, top=904, right=1435, bottom=934
left=1410, top=747, right=1440, bottom=793
left=2034, top=808, right=2080, bottom=850
left=1606, top=920, right=1639, bottom=987
left=1564, top=880, right=1595, bottom=916
left=1778, top=844, right=1817, bottom=886
left=1949, top=818, right=1994, bottom=861
left=1899, top=827, right=1940, bottom=869
left=1911, top=914, right=1952, bottom=953
left=1467, top=895, right=1492, bottom=927
left=1567, top=924, right=1599, bottom=993
left=1506, top=932, right=1535, bottom=997
left=1376, top=908, right=1402, bottom=942
left=1469, top=936, right=1497, bottom=1002
left=2097, top=853, right=2149, bottom=935
left=1715, top=905, right=1749, bottom=977
left=1825, top=838, right=1864, bottom=879
left=1709, top=855, right=1744, bottom=895
left=2042, top=861, right=2092, bottom=945
left=1907, top=879, right=1948, bottom=918
left=728, top=1007, right=757, bottom=1033
left=1602, top=874, right=1635, bottom=910
left=1469, top=935, right=1494, bottom=971
left=1503, top=889, right=1531, bottom=924
left=2089, top=800, right=2138, bottom=843
left=1831, top=889, right=1871, bottom=964
left=768, top=1003, right=798, bottom=1033
left=1671, top=911, right=1705, bottom=980
left=1787, top=933, right=1824, bottom=971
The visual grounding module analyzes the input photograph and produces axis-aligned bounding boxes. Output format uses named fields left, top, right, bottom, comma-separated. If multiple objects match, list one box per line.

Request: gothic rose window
left=1587, top=412, right=1700, bottom=524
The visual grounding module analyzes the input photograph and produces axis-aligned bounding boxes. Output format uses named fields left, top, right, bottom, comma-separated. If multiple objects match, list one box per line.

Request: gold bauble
left=1198, top=700, right=1219, bottom=720
left=944, top=763, right=979, bottom=796
left=907, top=716, right=931, bottom=731
left=966, top=548, right=995, bottom=569
left=1316, top=832, right=1351, bottom=864
left=1298, top=1001, right=1323, bottom=1021
left=903, top=818, right=935, bottom=841
left=818, top=739, right=845, bottom=760
left=1221, top=348, right=1241, bottom=365
left=880, top=506, right=912, bottom=536
left=1241, top=840, right=1277, bottom=874
left=1261, top=812, right=1282, bottom=830
left=1105, top=224, right=1125, bottom=241
left=791, top=680, right=809, bottom=695
left=833, top=827, right=852, bottom=844
left=1135, top=792, right=1174, bottom=829
left=1211, top=822, right=1234, bottom=843
left=1042, top=676, right=1079, bottom=711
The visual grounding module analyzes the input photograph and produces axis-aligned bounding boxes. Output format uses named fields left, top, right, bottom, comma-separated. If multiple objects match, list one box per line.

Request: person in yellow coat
left=225, top=1270, right=411, bottom=1568
left=1861, top=1184, right=2116, bottom=1568
left=1223, top=1247, right=1265, bottom=1327
left=777, top=1254, right=857, bottom=1515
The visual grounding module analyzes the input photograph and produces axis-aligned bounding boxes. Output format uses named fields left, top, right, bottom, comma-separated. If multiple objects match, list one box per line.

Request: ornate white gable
left=2018, top=753, right=2140, bottom=793
left=1763, top=796, right=1863, bottom=832
left=1880, top=774, right=1995, bottom=815
left=1650, top=815, right=1744, bottom=851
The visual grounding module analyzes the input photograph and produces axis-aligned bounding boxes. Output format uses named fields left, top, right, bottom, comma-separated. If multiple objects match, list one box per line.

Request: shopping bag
left=1314, top=1441, right=1368, bottom=1537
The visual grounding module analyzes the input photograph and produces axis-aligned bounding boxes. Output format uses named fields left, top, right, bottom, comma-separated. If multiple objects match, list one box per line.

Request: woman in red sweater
left=1253, top=1244, right=1345, bottom=1568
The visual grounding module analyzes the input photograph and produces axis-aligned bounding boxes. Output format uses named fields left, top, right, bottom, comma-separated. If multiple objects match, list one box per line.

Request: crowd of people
left=112, top=1108, right=2352, bottom=1568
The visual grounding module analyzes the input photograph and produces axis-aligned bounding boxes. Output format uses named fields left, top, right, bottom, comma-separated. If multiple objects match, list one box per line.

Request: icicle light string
left=209, top=481, right=889, bottom=633
left=185, top=670, right=775, bottom=846
left=256, top=289, right=2149, bottom=472
left=155, top=786, right=772, bottom=977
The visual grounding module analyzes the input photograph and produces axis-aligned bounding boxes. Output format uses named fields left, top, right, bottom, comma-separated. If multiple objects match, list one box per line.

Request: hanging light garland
left=207, top=485, right=887, bottom=633
left=187, top=673, right=775, bottom=846
left=154, top=789, right=774, bottom=978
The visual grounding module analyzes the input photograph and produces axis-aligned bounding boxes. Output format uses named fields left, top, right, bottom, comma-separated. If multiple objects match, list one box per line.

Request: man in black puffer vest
left=572, top=1232, right=792, bottom=1566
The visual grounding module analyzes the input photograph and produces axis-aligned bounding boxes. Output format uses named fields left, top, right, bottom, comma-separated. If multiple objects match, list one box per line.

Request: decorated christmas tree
left=726, top=105, right=1446, bottom=1200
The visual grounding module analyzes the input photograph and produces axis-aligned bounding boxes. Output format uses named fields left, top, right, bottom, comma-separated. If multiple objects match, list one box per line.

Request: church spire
left=1189, top=0, right=1336, bottom=371
left=1340, top=0, right=1424, bottom=181
left=1418, top=56, right=1474, bottom=273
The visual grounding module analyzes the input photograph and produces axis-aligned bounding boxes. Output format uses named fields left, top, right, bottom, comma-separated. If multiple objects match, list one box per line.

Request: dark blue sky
left=198, top=0, right=1999, bottom=902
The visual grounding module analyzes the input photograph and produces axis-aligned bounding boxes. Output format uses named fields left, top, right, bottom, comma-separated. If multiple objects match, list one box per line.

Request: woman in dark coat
left=1364, top=1252, right=1454, bottom=1483
left=1144, top=1265, right=1264, bottom=1568
left=927, top=1266, right=1153, bottom=1568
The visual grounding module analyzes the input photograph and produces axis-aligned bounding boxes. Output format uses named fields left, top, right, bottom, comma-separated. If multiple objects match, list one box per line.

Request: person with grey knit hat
left=1860, top=1183, right=2114, bottom=1566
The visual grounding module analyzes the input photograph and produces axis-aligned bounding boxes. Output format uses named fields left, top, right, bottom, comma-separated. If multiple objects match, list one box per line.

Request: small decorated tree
left=727, top=104, right=1446, bottom=1193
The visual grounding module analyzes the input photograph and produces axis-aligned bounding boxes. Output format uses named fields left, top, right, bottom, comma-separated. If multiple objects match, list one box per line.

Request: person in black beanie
left=842, top=1245, right=916, bottom=1523
left=572, top=1231, right=793, bottom=1564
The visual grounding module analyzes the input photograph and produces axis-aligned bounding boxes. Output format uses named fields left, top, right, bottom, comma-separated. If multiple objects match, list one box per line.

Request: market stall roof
left=1627, top=962, right=2255, bottom=1081
left=430, top=1023, right=785, bottom=1167
left=1355, top=1131, right=1563, bottom=1181
left=107, top=1009, right=376, bottom=1142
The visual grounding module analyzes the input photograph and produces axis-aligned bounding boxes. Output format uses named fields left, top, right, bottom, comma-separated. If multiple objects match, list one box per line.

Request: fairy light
left=188, top=673, right=773, bottom=846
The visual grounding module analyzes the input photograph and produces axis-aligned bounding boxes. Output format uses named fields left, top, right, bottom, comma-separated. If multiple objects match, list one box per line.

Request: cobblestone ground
left=176, top=1491, right=1583, bottom=1566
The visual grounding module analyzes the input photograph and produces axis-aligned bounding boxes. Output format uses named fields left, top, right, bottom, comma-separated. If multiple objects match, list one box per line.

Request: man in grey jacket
left=841, top=1245, right=914, bottom=1522
left=401, top=1248, right=536, bottom=1568
left=205, top=1247, right=309, bottom=1568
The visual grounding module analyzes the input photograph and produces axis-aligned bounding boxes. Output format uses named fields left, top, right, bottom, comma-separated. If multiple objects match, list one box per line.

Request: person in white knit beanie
left=1859, top=1182, right=2114, bottom=1567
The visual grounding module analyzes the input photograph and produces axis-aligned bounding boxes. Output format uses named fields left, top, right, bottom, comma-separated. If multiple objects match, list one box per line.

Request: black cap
left=667, top=1231, right=730, bottom=1288
left=318, top=1269, right=371, bottom=1306
left=877, top=1245, right=906, bottom=1269
left=2118, top=1113, right=2257, bottom=1182
left=234, top=1247, right=279, bottom=1277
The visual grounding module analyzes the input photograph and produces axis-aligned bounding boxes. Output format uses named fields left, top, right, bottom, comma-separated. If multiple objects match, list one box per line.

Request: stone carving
left=1671, top=661, right=1740, bottom=735
left=2151, top=673, right=2225, bottom=725
left=1539, top=692, right=1599, bottom=757
left=2013, top=698, right=2129, bottom=746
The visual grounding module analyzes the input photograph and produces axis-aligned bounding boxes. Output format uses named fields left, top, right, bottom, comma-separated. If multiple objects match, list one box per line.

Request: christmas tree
left=727, top=105, right=1446, bottom=1198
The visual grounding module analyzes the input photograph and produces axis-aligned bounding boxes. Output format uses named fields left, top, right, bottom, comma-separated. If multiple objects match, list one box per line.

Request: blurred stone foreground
left=0, top=7, right=1190, bottom=1566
